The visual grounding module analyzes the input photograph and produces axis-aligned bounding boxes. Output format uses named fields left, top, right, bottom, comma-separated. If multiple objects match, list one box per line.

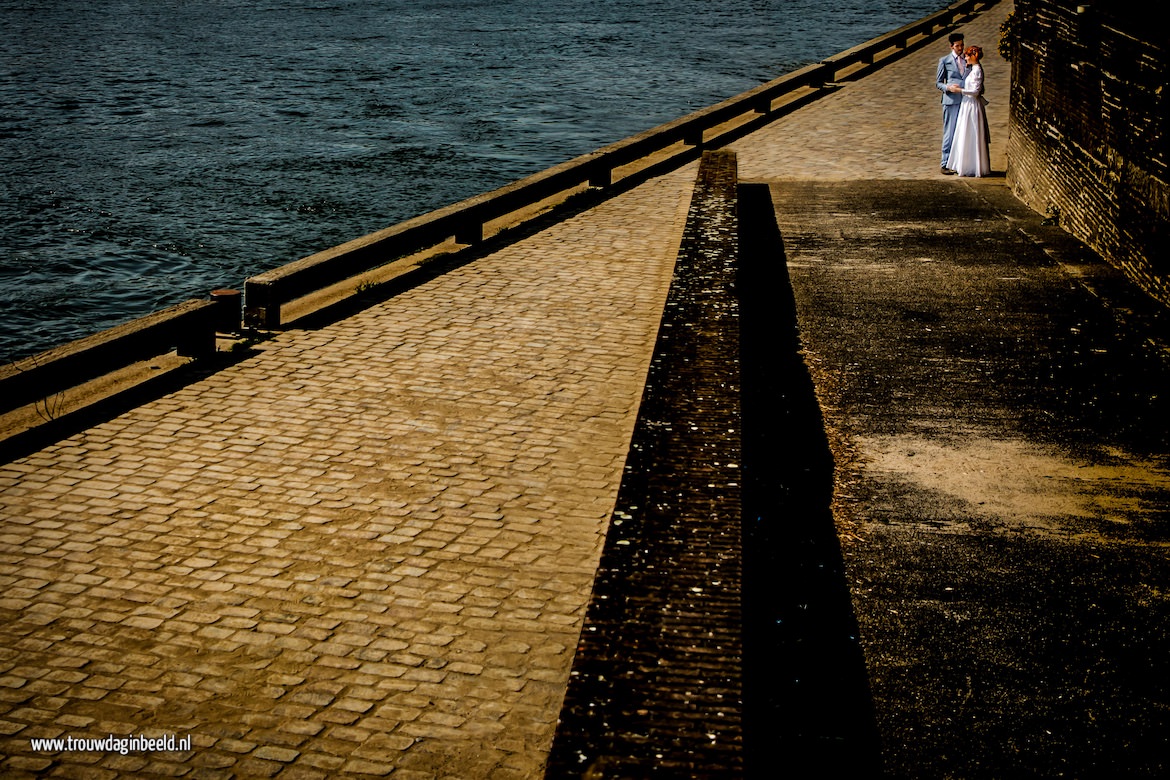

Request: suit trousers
left=941, top=102, right=962, bottom=168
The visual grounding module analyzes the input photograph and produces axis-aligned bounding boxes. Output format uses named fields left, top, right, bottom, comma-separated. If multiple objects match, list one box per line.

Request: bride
left=946, top=45, right=990, bottom=177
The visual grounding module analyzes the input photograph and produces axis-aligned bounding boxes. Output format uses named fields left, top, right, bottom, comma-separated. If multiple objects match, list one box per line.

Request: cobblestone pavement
left=0, top=3, right=1018, bottom=779
left=0, top=169, right=695, bottom=778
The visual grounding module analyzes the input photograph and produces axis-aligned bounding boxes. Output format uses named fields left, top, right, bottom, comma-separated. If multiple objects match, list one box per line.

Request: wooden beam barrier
left=822, top=0, right=982, bottom=82
left=0, top=0, right=988, bottom=422
left=241, top=63, right=834, bottom=329
left=243, top=0, right=984, bottom=329
left=0, top=299, right=218, bottom=416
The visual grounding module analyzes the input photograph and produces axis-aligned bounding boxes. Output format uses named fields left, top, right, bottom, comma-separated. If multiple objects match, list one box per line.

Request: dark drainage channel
left=544, top=159, right=878, bottom=778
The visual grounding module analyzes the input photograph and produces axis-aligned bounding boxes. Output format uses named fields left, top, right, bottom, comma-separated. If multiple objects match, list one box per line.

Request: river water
left=1, top=0, right=943, bottom=362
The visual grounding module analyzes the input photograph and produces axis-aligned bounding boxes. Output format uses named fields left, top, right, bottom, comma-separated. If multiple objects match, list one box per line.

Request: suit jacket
left=936, top=52, right=965, bottom=106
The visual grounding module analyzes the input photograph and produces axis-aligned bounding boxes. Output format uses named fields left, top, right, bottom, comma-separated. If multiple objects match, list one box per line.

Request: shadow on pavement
left=738, top=183, right=881, bottom=776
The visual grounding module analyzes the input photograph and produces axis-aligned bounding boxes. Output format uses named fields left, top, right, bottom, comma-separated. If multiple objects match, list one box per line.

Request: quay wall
left=1006, top=0, right=1169, bottom=306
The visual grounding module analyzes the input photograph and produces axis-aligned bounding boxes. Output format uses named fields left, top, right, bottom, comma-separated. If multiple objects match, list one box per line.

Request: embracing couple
left=937, top=32, right=990, bottom=177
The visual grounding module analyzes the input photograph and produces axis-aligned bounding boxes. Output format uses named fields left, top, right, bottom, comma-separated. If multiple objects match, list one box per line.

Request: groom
left=936, top=32, right=966, bottom=175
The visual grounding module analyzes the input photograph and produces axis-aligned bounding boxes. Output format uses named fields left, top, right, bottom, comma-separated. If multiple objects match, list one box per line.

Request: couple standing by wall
left=937, top=32, right=991, bottom=177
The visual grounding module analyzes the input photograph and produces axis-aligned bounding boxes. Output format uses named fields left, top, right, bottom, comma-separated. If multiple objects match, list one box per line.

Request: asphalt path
left=729, top=1, right=1170, bottom=774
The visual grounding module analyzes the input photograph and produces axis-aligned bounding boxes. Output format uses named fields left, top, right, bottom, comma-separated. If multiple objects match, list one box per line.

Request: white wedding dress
left=946, top=63, right=990, bottom=177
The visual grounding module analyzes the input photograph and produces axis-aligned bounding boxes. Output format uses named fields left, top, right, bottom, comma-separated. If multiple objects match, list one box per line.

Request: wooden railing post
left=0, top=299, right=219, bottom=417
left=454, top=222, right=485, bottom=246
left=243, top=280, right=281, bottom=331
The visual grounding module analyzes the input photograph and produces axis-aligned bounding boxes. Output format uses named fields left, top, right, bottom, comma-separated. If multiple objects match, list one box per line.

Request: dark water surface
left=1, top=0, right=943, bottom=361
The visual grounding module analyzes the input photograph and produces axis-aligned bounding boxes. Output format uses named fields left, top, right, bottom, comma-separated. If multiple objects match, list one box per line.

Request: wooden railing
left=0, top=300, right=217, bottom=417
left=243, top=0, right=988, bottom=329
left=0, top=0, right=988, bottom=420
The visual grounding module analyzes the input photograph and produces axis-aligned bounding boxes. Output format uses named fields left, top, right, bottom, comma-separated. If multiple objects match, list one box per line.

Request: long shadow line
left=738, top=183, right=882, bottom=776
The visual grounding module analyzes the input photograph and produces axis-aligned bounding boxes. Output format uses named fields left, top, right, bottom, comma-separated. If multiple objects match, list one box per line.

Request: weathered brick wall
left=1006, top=1, right=1169, bottom=306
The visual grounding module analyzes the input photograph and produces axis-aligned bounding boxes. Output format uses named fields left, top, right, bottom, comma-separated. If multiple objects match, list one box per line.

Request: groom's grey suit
left=936, top=51, right=966, bottom=169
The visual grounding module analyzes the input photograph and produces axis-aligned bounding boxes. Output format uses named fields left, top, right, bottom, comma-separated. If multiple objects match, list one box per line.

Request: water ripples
left=1, top=0, right=944, bottom=361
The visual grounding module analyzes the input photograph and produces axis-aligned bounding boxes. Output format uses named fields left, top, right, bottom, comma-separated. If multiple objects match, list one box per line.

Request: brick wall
left=1006, top=0, right=1169, bottom=306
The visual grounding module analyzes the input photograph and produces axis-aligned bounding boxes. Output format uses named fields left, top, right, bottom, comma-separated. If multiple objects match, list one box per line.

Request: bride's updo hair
left=965, top=45, right=983, bottom=61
